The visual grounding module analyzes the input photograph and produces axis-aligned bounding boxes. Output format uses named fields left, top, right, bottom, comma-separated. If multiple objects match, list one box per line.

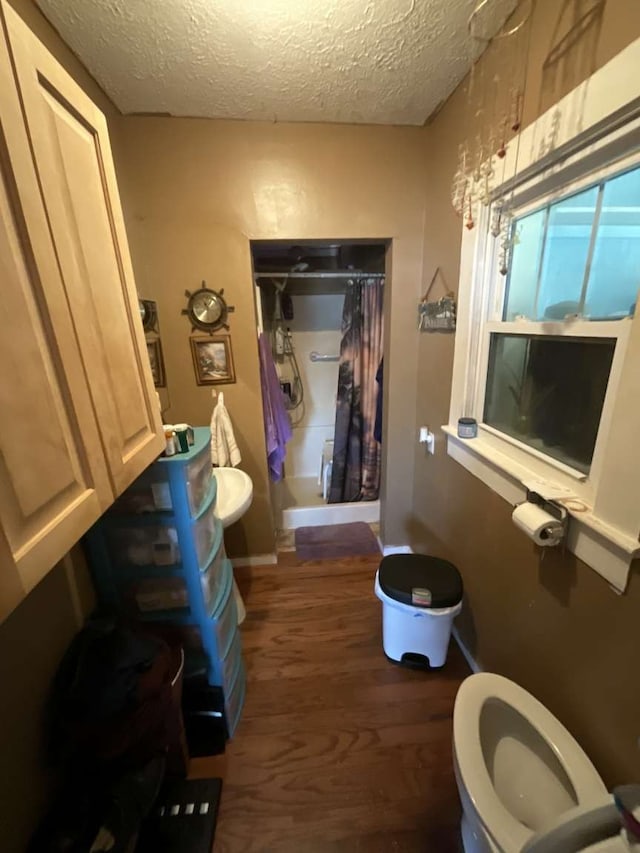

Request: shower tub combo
left=253, top=241, right=385, bottom=531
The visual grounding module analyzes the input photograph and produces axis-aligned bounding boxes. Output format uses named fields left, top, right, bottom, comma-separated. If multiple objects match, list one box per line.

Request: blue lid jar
left=457, top=417, right=478, bottom=439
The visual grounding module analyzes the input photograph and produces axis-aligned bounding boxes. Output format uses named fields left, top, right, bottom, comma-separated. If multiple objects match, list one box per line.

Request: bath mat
left=295, top=522, right=381, bottom=561
left=136, top=777, right=222, bottom=853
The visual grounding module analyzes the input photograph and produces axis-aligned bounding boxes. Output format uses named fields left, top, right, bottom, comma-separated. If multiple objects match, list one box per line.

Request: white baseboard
left=452, top=626, right=482, bottom=674
left=231, top=553, right=277, bottom=567
left=380, top=543, right=414, bottom=556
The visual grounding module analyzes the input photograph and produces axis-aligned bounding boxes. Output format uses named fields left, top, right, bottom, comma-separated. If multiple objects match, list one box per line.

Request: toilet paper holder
left=525, top=489, right=569, bottom=540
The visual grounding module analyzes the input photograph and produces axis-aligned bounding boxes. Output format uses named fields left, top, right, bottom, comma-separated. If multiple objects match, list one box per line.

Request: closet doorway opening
left=251, top=239, right=388, bottom=534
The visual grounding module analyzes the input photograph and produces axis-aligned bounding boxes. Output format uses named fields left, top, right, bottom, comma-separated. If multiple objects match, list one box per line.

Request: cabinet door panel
left=4, top=5, right=163, bottom=494
left=0, top=19, right=112, bottom=598
left=0, top=523, right=22, bottom=623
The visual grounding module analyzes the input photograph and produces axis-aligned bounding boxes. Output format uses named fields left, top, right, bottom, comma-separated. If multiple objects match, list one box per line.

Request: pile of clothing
left=29, top=618, right=184, bottom=853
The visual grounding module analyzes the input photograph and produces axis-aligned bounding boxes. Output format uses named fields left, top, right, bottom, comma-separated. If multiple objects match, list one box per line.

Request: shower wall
left=256, top=273, right=382, bottom=527
left=286, top=293, right=343, bottom=478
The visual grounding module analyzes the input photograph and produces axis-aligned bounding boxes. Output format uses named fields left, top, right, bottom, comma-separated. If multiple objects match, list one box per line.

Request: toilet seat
left=454, top=673, right=607, bottom=852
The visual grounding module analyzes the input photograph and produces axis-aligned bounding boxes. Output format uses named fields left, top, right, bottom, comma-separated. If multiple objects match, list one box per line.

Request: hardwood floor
left=192, top=553, right=470, bottom=852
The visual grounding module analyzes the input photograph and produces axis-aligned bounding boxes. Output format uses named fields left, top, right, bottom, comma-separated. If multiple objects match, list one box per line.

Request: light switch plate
left=419, top=427, right=435, bottom=454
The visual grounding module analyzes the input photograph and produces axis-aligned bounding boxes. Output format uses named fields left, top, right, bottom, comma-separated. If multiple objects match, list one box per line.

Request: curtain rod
left=253, top=271, right=385, bottom=280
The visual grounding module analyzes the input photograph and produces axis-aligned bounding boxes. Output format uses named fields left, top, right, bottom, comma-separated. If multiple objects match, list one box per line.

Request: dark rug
left=295, top=522, right=381, bottom=561
left=136, top=777, right=222, bottom=853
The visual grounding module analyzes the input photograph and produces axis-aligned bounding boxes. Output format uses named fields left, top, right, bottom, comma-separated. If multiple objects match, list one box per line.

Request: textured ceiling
left=35, top=0, right=517, bottom=125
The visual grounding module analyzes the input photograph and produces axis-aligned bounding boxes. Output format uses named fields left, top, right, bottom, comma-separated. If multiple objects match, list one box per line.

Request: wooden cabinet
left=0, top=2, right=163, bottom=619
left=4, top=3, right=163, bottom=494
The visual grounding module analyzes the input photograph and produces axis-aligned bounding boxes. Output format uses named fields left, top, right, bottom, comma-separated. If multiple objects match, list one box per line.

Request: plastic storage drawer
left=184, top=448, right=214, bottom=517
left=121, top=528, right=226, bottom=616
left=191, top=505, right=217, bottom=569
left=131, top=559, right=234, bottom=677
left=128, top=576, right=189, bottom=613
left=220, top=630, right=242, bottom=694
left=224, top=659, right=246, bottom=738
left=109, top=432, right=214, bottom=518
left=107, top=524, right=182, bottom=568
left=211, top=562, right=238, bottom=660
left=102, top=503, right=217, bottom=571
left=145, top=561, right=235, bottom=670
left=110, top=466, right=176, bottom=514
left=200, top=528, right=226, bottom=614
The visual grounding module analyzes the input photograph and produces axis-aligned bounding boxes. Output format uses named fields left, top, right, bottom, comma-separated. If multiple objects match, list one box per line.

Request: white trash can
left=374, top=554, right=463, bottom=668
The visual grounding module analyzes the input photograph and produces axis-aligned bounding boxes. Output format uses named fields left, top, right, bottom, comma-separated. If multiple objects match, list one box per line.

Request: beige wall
left=0, top=552, right=94, bottom=852
left=414, top=0, right=640, bottom=786
left=112, top=119, right=428, bottom=556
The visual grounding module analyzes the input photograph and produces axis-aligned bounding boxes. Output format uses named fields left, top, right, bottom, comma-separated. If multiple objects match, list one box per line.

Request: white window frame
left=445, top=38, right=640, bottom=592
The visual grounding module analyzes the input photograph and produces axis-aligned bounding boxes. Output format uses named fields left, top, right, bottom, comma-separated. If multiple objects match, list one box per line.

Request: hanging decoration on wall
left=450, top=0, right=533, bottom=244
left=190, top=335, right=236, bottom=385
left=145, top=337, right=166, bottom=388
left=182, top=281, right=235, bottom=334
left=139, top=296, right=171, bottom=413
left=529, top=0, right=606, bottom=169
left=451, top=1, right=604, bottom=279
left=538, top=0, right=605, bottom=119
left=138, top=298, right=158, bottom=333
left=418, top=267, right=456, bottom=331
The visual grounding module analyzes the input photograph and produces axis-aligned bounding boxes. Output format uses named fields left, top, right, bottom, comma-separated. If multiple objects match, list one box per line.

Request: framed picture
left=190, top=335, right=236, bottom=385
left=146, top=338, right=166, bottom=387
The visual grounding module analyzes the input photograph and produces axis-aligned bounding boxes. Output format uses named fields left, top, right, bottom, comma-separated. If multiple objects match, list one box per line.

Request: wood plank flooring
left=192, top=553, right=469, bottom=852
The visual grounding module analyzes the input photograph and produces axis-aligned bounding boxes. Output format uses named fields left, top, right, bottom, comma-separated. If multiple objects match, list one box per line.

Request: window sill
left=442, top=425, right=639, bottom=593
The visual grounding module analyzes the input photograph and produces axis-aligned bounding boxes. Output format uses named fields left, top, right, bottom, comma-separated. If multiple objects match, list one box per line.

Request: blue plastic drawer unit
left=225, top=656, right=246, bottom=738
left=112, top=430, right=215, bottom=517
left=83, top=426, right=245, bottom=737
left=220, top=630, right=243, bottom=695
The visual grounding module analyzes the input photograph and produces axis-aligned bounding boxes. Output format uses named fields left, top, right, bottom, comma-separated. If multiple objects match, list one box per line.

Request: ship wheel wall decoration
left=182, top=281, right=235, bottom=333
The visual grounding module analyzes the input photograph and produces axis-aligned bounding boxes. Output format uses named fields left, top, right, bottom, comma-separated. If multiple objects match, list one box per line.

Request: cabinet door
left=0, top=522, right=24, bottom=623
left=3, top=3, right=164, bottom=496
left=0, top=20, right=113, bottom=606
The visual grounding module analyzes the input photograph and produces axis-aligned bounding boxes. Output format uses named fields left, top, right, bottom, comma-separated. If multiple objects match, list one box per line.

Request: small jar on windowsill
left=457, top=417, right=478, bottom=439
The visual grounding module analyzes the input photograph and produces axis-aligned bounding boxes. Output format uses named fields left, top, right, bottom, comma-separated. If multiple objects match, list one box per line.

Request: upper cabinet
left=4, top=3, right=163, bottom=494
left=0, top=2, right=163, bottom=620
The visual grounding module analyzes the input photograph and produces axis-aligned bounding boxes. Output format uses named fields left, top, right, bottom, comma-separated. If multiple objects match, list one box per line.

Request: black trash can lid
left=378, top=554, right=462, bottom=608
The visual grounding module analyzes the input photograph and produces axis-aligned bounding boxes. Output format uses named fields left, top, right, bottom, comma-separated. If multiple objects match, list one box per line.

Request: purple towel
left=258, top=333, right=293, bottom=481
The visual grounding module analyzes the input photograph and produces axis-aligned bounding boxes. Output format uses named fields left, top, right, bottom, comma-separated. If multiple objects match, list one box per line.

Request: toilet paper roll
left=512, top=502, right=564, bottom=547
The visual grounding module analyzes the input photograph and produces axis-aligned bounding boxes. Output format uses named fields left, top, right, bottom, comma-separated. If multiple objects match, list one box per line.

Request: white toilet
left=453, top=673, right=609, bottom=853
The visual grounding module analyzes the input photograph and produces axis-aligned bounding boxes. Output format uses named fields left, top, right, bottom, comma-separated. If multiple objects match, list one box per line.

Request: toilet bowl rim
left=454, top=740, right=532, bottom=852
left=453, top=673, right=607, bottom=851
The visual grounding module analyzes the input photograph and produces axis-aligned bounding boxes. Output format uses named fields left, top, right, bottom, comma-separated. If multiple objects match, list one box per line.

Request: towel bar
left=309, top=351, right=340, bottom=363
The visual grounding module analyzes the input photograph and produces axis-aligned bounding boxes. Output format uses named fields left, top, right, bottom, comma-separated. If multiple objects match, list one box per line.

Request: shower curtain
left=328, top=277, right=384, bottom=504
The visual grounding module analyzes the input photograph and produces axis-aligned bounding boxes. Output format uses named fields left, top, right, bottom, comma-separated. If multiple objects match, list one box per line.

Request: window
left=480, top=162, right=640, bottom=482
left=504, top=166, right=640, bottom=322
left=445, top=40, right=640, bottom=591
left=484, top=334, right=615, bottom=474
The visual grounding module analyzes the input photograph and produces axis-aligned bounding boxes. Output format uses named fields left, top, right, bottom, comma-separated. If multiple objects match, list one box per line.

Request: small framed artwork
left=146, top=338, right=166, bottom=387
left=190, top=335, right=236, bottom=385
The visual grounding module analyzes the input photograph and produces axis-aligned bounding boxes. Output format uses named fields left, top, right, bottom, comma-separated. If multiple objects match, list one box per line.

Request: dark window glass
left=484, top=334, right=616, bottom=473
